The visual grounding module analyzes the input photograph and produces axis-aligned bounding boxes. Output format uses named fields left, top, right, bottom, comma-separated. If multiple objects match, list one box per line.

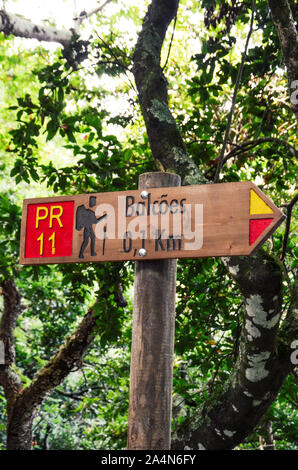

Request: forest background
left=0, top=0, right=297, bottom=450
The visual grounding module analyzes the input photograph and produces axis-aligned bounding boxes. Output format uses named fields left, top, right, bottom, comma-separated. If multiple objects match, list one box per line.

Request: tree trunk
left=6, top=403, right=35, bottom=450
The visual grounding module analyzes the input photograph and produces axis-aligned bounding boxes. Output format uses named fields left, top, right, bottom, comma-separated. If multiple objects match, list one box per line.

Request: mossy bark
left=132, top=0, right=205, bottom=184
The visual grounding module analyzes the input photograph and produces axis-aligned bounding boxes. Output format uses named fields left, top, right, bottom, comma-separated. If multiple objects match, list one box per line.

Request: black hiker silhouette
left=76, top=196, right=107, bottom=259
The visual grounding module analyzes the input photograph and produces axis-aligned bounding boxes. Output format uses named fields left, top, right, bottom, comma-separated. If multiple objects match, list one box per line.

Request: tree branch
left=205, top=137, right=298, bottom=176
left=132, top=0, right=205, bottom=184
left=162, top=12, right=177, bottom=70
left=214, top=0, right=256, bottom=183
left=56, top=384, right=107, bottom=401
left=267, top=0, right=298, bottom=120
left=74, top=0, right=114, bottom=28
left=23, top=308, right=97, bottom=401
left=0, top=280, right=24, bottom=411
left=0, top=9, right=73, bottom=45
left=0, top=280, right=22, bottom=365
left=281, top=193, right=298, bottom=261
left=5, top=306, right=99, bottom=449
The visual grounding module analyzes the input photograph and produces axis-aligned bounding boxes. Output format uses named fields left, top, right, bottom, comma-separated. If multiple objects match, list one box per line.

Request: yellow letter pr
left=49, top=206, right=63, bottom=228
left=36, top=207, right=48, bottom=229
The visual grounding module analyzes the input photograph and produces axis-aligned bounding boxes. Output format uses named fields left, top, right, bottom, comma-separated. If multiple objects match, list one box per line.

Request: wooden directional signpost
left=20, top=181, right=284, bottom=265
left=19, top=173, right=285, bottom=450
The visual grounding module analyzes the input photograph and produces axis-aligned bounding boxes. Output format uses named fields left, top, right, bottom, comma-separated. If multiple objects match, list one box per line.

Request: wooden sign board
left=19, top=182, right=285, bottom=265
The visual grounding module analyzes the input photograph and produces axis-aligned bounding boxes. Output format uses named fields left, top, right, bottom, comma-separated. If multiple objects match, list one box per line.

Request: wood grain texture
left=19, top=181, right=285, bottom=265
left=127, top=172, right=180, bottom=450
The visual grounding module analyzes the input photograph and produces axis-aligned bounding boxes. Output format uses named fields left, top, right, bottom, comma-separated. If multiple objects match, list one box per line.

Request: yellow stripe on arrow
left=250, top=189, right=273, bottom=215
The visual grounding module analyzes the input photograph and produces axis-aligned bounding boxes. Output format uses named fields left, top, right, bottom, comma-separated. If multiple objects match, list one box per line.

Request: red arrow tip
left=249, top=218, right=273, bottom=245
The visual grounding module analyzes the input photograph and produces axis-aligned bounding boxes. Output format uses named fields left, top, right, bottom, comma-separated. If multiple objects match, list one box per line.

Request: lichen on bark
left=172, top=249, right=297, bottom=450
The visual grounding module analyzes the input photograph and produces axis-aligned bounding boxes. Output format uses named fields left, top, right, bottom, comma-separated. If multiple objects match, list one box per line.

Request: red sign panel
left=24, top=201, right=75, bottom=259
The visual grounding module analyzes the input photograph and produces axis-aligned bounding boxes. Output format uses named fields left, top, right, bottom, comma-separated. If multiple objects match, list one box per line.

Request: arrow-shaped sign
left=19, top=181, right=285, bottom=265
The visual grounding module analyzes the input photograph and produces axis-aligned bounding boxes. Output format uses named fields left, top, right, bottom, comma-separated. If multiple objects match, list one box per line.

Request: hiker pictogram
left=76, top=196, right=107, bottom=259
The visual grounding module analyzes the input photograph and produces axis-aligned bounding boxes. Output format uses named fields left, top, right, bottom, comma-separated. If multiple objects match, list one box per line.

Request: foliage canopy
left=0, top=0, right=297, bottom=450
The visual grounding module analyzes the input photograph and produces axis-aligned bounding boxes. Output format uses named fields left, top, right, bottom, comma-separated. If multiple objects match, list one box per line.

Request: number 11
left=37, top=232, right=56, bottom=255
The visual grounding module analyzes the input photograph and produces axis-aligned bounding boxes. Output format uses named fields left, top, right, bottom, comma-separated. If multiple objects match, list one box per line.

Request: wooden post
left=127, top=172, right=181, bottom=450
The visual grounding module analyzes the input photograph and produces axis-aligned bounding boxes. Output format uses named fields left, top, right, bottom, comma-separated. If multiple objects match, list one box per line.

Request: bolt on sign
left=19, top=182, right=285, bottom=265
